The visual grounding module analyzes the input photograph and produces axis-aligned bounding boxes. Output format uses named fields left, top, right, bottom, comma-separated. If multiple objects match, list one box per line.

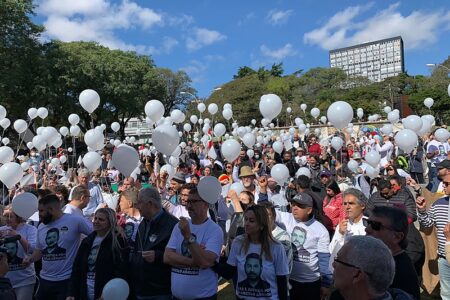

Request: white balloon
left=434, top=128, right=450, bottom=143
left=347, top=159, right=359, bottom=173
left=422, top=114, right=435, bottom=125
left=111, top=122, right=120, bottom=132
left=384, top=106, right=392, bottom=114
left=0, top=162, right=23, bottom=188
left=1, top=138, right=9, bottom=146
left=310, top=108, right=320, bottom=119
left=198, top=176, right=221, bottom=204
left=259, top=94, right=282, bottom=120
left=230, top=182, right=245, bottom=195
left=221, top=139, right=241, bottom=162
left=190, top=115, right=198, bottom=124
left=448, top=83, right=450, bottom=97
left=129, top=137, right=136, bottom=144
left=402, top=115, right=422, bottom=133
left=32, top=135, right=46, bottom=151
left=0, top=146, right=14, bottom=164
left=59, top=155, right=67, bottom=164
left=298, top=124, right=307, bottom=133
left=26, top=142, right=33, bottom=149
left=169, top=156, right=179, bottom=167
left=51, top=158, right=60, bottom=166
left=82, top=151, right=102, bottom=172
left=68, top=147, right=73, bottom=152
left=170, top=110, right=185, bottom=124
left=183, top=123, right=192, bottom=132
left=222, top=109, right=233, bottom=121
left=395, top=129, right=418, bottom=153
left=246, top=149, right=254, bottom=158
left=70, top=125, right=81, bottom=136
left=79, top=89, right=100, bottom=114
left=357, top=110, right=364, bottom=119
left=12, top=192, right=38, bottom=219
left=251, top=119, right=257, bottom=125
left=295, top=167, right=311, bottom=178
left=214, top=123, right=226, bottom=137
left=387, top=111, right=399, bottom=124
left=242, top=133, right=256, bottom=148
left=68, top=114, right=80, bottom=125
left=0, top=118, right=10, bottom=129
left=365, top=165, right=379, bottom=179
left=208, top=103, right=218, bottom=115
left=424, top=97, right=434, bottom=109
left=12, top=119, right=27, bottom=134
left=365, top=150, right=381, bottom=168
left=171, top=146, right=182, bottom=158
left=331, top=136, right=344, bottom=151
left=197, top=103, right=206, bottom=113
left=327, top=101, right=353, bottom=129
left=113, top=140, right=121, bottom=147
left=381, top=124, right=393, bottom=135
left=37, top=107, right=48, bottom=119
left=287, top=107, right=292, bottom=114
left=272, top=141, right=284, bottom=154
left=145, top=100, right=165, bottom=122
left=224, top=103, right=232, bottom=110
left=84, top=129, right=104, bottom=150
left=300, top=103, right=307, bottom=112
left=27, top=108, right=38, bottom=120
left=153, top=124, right=179, bottom=156
left=271, top=164, right=290, bottom=185
left=320, top=116, right=327, bottom=124
left=0, top=106, right=5, bottom=120
left=417, top=119, right=432, bottom=136
left=112, top=144, right=139, bottom=177
left=102, top=278, right=129, bottom=300
left=21, top=161, right=30, bottom=170
left=59, top=126, right=69, bottom=137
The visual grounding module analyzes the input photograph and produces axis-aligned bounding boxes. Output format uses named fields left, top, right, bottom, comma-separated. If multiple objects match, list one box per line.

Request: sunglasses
left=443, top=181, right=450, bottom=187
left=334, top=257, right=360, bottom=270
left=367, top=219, right=393, bottom=231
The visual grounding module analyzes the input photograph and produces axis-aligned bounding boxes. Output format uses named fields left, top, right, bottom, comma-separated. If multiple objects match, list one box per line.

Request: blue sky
left=33, top=0, right=450, bottom=98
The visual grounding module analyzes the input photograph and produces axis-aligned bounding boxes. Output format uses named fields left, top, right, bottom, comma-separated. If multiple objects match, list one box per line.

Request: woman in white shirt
left=214, top=205, right=289, bottom=300
left=0, top=205, right=37, bottom=300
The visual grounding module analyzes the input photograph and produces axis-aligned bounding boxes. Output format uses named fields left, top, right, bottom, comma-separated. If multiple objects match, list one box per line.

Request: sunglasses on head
left=367, top=219, right=393, bottom=231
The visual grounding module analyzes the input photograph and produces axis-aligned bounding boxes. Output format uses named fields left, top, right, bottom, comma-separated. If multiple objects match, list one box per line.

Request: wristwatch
left=187, top=235, right=196, bottom=245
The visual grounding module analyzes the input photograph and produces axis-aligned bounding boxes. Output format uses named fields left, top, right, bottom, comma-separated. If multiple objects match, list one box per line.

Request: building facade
left=329, top=36, right=404, bottom=82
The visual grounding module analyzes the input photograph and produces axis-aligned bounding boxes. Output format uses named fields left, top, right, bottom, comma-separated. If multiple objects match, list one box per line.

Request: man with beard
left=238, top=253, right=271, bottom=290
left=23, top=195, right=92, bottom=300
left=282, top=151, right=299, bottom=178
left=426, top=159, right=450, bottom=193
left=239, top=166, right=267, bottom=203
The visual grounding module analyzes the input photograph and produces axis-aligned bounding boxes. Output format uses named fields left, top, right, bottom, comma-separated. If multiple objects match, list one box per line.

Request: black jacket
left=129, top=209, right=178, bottom=297
left=67, top=232, right=129, bottom=300
left=0, top=277, right=16, bottom=300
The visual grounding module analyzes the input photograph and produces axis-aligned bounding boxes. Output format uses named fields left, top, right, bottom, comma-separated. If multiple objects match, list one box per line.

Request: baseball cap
left=437, top=160, right=450, bottom=169
left=320, top=169, right=332, bottom=177
left=289, top=192, right=313, bottom=207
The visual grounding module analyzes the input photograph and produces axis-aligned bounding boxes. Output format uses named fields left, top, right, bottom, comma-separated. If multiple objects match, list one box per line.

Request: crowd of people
left=0, top=126, right=449, bottom=300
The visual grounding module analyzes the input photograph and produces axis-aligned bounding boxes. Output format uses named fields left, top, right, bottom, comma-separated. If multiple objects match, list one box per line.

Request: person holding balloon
left=0, top=204, right=37, bottom=300
left=66, top=208, right=129, bottom=300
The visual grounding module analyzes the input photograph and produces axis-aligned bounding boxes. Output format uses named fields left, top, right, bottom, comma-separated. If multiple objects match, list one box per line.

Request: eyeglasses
left=187, top=199, right=203, bottom=205
left=334, top=257, right=360, bottom=270
left=366, top=219, right=393, bottom=231
left=443, top=181, right=450, bottom=187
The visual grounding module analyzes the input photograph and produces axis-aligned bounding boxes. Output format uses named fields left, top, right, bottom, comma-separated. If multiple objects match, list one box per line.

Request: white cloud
left=180, top=60, right=208, bottom=83
left=162, top=36, right=179, bottom=54
left=186, top=28, right=227, bottom=51
left=303, top=3, right=450, bottom=50
left=260, top=43, right=298, bottom=60
left=267, top=9, right=293, bottom=25
left=238, top=12, right=256, bottom=26
left=37, top=0, right=163, bottom=54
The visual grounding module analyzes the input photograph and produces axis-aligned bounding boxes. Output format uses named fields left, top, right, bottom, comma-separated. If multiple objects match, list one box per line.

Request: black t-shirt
left=392, top=252, right=420, bottom=300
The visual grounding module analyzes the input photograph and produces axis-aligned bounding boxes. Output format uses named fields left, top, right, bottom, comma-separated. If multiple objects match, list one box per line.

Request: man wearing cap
left=275, top=192, right=332, bottom=300
left=68, top=168, right=104, bottom=217
left=164, top=187, right=223, bottom=300
left=168, top=172, right=186, bottom=205
left=426, top=159, right=450, bottom=194
left=311, top=169, right=332, bottom=200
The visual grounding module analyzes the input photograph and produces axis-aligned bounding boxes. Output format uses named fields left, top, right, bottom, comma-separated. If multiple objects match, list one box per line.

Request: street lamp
left=180, top=91, right=200, bottom=103
left=426, top=63, right=450, bottom=72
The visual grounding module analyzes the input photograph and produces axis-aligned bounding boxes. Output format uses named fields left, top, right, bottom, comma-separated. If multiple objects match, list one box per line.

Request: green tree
left=155, top=68, right=197, bottom=112
left=233, top=66, right=256, bottom=79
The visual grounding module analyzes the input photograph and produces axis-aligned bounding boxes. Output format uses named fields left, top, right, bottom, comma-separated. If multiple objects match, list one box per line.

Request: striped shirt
left=418, top=196, right=449, bottom=257
left=369, top=189, right=417, bottom=221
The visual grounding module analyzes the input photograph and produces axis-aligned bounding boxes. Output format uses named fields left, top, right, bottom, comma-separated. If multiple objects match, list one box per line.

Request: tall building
left=329, top=36, right=404, bottom=82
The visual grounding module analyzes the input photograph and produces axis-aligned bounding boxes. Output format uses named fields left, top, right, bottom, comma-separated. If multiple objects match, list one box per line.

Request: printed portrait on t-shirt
left=42, top=228, right=66, bottom=260
left=291, top=226, right=311, bottom=263
left=4, top=241, right=23, bottom=271
left=237, top=253, right=271, bottom=298
left=88, top=245, right=99, bottom=272
left=124, top=223, right=135, bottom=240
left=172, top=233, right=199, bottom=276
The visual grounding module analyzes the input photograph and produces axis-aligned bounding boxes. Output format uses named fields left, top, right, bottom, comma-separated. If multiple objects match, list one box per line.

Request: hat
left=218, top=174, right=229, bottom=184
left=290, top=192, right=313, bottom=207
left=320, top=169, right=332, bottom=177
left=437, top=160, right=450, bottom=169
left=352, top=152, right=362, bottom=160
left=296, top=148, right=305, bottom=152
left=172, top=172, right=186, bottom=184
left=239, top=166, right=255, bottom=178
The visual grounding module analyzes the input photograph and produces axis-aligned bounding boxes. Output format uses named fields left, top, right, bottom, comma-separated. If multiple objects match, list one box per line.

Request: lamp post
left=180, top=91, right=200, bottom=103
left=426, top=63, right=450, bottom=73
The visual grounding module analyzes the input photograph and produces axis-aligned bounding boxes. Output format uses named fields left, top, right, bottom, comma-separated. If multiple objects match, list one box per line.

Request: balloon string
left=15, top=120, right=32, bottom=157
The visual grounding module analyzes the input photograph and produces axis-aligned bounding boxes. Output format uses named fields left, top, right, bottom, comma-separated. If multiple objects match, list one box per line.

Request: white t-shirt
left=1, top=224, right=37, bottom=288
left=427, top=140, right=450, bottom=167
left=87, top=236, right=104, bottom=300
left=276, top=212, right=330, bottom=283
left=227, top=236, right=289, bottom=300
left=63, top=203, right=83, bottom=217
left=167, top=218, right=224, bottom=299
left=37, top=213, right=93, bottom=281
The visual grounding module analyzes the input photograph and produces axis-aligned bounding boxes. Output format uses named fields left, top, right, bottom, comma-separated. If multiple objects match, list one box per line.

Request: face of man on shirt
left=245, top=257, right=262, bottom=280
left=46, top=231, right=58, bottom=248
left=292, top=227, right=306, bottom=248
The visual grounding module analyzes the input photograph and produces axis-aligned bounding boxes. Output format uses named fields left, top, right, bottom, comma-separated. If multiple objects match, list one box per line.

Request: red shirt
left=323, top=193, right=345, bottom=231
left=308, top=143, right=321, bottom=156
